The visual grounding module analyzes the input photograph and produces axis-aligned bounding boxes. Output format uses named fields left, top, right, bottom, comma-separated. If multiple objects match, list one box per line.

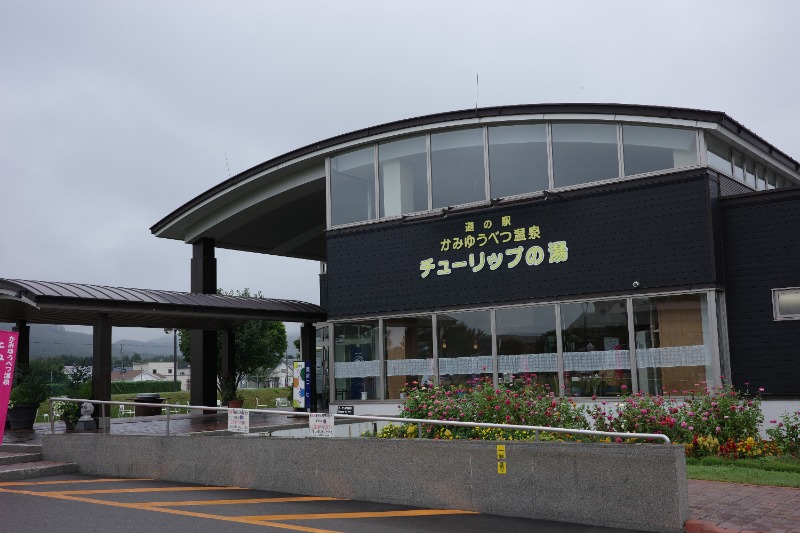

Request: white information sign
left=227, top=408, right=250, bottom=433
left=308, top=413, right=334, bottom=438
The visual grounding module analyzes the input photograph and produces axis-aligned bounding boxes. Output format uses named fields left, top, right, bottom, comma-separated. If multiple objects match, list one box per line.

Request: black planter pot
left=7, top=403, right=40, bottom=429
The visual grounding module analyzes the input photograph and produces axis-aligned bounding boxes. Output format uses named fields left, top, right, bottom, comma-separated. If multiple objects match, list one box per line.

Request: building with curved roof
left=152, top=103, right=800, bottom=413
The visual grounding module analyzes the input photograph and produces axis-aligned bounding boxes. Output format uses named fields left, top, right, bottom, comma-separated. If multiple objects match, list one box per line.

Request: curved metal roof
left=149, top=103, right=800, bottom=263
left=0, top=278, right=326, bottom=329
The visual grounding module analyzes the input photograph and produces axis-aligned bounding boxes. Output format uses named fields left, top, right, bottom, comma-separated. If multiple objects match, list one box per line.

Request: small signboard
left=336, top=405, right=354, bottom=415
left=497, top=461, right=507, bottom=474
left=496, top=444, right=506, bottom=460
left=292, top=361, right=310, bottom=409
left=309, top=413, right=334, bottom=438
left=227, top=408, right=249, bottom=433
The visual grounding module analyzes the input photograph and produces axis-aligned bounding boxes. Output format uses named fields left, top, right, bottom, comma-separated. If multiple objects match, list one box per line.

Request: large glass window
left=633, top=294, right=711, bottom=395
left=437, top=310, right=492, bottom=387
left=330, top=147, right=375, bottom=226
left=379, top=137, right=428, bottom=217
left=488, top=124, right=549, bottom=198
left=384, top=316, right=434, bottom=399
left=623, top=125, right=698, bottom=176
left=333, top=321, right=379, bottom=401
left=561, top=300, right=631, bottom=397
left=706, top=135, right=732, bottom=175
left=495, top=306, right=558, bottom=391
left=552, top=123, right=619, bottom=188
left=431, top=129, right=486, bottom=209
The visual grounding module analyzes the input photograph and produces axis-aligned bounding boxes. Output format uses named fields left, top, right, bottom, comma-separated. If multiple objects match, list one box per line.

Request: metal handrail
left=47, top=397, right=671, bottom=444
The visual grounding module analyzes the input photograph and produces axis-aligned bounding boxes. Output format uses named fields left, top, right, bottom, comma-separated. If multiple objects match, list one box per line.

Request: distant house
left=110, top=369, right=160, bottom=382
left=131, top=362, right=190, bottom=391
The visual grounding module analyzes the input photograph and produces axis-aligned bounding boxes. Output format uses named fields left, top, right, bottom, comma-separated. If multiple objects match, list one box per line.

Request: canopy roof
left=0, top=279, right=326, bottom=330
left=150, top=103, right=800, bottom=263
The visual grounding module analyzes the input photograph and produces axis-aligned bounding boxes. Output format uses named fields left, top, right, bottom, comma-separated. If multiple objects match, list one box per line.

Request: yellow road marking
left=242, top=509, right=479, bottom=521
left=143, top=496, right=341, bottom=507
left=0, top=486, right=344, bottom=533
left=0, top=478, right=152, bottom=487
left=52, top=486, right=247, bottom=495
left=0, top=482, right=477, bottom=532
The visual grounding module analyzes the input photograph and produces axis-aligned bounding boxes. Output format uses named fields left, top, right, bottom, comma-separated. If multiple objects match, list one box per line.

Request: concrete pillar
left=190, top=238, right=218, bottom=408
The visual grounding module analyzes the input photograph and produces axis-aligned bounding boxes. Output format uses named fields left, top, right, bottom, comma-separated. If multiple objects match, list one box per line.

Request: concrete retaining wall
left=42, top=434, right=687, bottom=532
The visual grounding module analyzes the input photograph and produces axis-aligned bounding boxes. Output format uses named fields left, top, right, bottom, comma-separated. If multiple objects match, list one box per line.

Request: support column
left=93, top=313, right=112, bottom=429
left=221, top=328, right=235, bottom=381
left=190, top=238, right=218, bottom=408
left=12, top=319, right=30, bottom=371
left=301, top=322, right=316, bottom=413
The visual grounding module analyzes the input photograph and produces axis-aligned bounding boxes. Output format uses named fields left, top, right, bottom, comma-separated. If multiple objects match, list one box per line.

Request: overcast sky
left=2, top=1, right=799, bottom=344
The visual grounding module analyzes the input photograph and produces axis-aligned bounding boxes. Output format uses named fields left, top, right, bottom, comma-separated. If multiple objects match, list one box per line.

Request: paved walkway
left=4, top=416, right=800, bottom=532
left=686, top=479, right=800, bottom=533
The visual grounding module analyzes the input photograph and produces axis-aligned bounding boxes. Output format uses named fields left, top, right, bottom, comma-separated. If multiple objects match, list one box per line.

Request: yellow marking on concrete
left=142, top=496, right=341, bottom=507
left=0, top=487, right=344, bottom=533
left=241, top=509, right=479, bottom=521
left=52, top=486, right=247, bottom=495
left=0, top=478, right=152, bottom=487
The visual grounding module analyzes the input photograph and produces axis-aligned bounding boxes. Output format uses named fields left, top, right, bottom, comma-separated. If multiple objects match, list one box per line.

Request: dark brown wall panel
left=326, top=175, right=716, bottom=318
left=722, top=191, right=800, bottom=395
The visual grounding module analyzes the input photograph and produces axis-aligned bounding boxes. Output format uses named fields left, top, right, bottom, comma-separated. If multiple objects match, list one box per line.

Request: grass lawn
left=687, top=456, right=800, bottom=488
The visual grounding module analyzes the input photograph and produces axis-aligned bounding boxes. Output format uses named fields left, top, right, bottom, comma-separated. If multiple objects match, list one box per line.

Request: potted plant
left=57, top=375, right=93, bottom=430
left=219, top=373, right=243, bottom=408
left=7, top=365, right=49, bottom=429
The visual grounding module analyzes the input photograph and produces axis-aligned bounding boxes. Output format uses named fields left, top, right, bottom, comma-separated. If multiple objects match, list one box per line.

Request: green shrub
left=111, top=381, right=181, bottom=395
left=399, top=377, right=589, bottom=439
left=767, top=410, right=800, bottom=457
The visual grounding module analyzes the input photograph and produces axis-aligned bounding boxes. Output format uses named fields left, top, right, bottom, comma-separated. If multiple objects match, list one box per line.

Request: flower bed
left=373, top=376, right=799, bottom=459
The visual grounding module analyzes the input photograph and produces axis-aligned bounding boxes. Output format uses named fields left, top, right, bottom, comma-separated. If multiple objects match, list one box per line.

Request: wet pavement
left=2, top=409, right=305, bottom=444
left=4, top=415, right=800, bottom=532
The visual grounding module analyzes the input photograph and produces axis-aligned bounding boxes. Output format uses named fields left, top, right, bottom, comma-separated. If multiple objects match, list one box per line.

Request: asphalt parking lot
left=0, top=474, right=639, bottom=532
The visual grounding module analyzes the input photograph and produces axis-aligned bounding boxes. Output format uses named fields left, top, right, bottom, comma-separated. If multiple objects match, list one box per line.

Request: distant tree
left=131, top=353, right=142, bottom=364
left=177, top=288, right=288, bottom=394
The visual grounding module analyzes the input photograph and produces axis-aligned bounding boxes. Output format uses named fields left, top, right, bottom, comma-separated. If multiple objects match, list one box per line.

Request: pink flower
left=770, top=420, right=777, bottom=424
left=715, top=426, right=721, bottom=432
left=758, top=387, right=765, bottom=392
left=680, top=422, right=687, bottom=428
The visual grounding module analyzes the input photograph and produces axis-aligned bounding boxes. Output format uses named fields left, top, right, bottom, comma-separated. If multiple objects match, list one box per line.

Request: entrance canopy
left=0, top=278, right=326, bottom=329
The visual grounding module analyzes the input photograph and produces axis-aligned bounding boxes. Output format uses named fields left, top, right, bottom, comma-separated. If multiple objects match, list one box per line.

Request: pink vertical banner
left=0, top=330, right=20, bottom=443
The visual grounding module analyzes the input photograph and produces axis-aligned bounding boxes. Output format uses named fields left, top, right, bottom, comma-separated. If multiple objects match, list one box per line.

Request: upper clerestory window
left=330, top=147, right=375, bottom=226
left=488, top=124, right=549, bottom=198
left=706, top=135, right=732, bottom=176
left=328, top=124, right=791, bottom=229
left=623, top=125, right=698, bottom=176
left=379, top=137, right=428, bottom=218
left=551, top=123, right=619, bottom=188
left=431, top=129, right=486, bottom=209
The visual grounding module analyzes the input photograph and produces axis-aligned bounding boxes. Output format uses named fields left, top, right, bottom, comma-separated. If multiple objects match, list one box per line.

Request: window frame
left=772, top=287, right=800, bottom=320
